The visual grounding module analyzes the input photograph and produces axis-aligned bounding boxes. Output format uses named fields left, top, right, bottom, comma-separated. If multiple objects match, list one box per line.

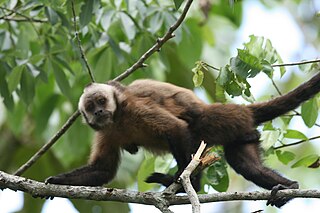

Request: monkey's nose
left=94, top=109, right=103, bottom=116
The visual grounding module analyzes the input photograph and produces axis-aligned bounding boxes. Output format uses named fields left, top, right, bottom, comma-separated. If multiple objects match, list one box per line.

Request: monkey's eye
left=85, top=102, right=94, bottom=112
left=97, top=97, right=106, bottom=105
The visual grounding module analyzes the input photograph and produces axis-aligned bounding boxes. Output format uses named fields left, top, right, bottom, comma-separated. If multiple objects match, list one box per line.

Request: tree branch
left=0, top=6, right=47, bottom=23
left=113, top=0, right=194, bottom=82
left=1, top=171, right=319, bottom=206
left=71, top=0, right=95, bottom=83
left=179, top=141, right=206, bottom=213
left=13, top=0, right=194, bottom=176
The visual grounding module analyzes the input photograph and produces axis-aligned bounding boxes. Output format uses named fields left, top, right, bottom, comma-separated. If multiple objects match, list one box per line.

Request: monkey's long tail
left=248, top=72, right=320, bottom=126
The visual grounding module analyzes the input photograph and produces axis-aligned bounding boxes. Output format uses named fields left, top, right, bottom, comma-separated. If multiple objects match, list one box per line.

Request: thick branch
left=1, top=171, right=319, bottom=205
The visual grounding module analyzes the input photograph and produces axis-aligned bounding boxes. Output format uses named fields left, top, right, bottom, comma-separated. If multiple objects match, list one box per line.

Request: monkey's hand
left=266, top=182, right=299, bottom=208
left=45, top=175, right=65, bottom=185
left=45, top=165, right=111, bottom=186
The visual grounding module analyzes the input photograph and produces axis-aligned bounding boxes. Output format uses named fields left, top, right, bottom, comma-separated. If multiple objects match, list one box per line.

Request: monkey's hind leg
left=224, top=142, right=298, bottom=208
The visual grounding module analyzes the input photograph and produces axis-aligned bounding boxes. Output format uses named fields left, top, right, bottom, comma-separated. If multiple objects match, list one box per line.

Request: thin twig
left=270, top=78, right=282, bottom=96
left=0, top=6, right=47, bottom=23
left=113, top=0, right=194, bottom=82
left=273, top=135, right=320, bottom=150
left=272, top=58, right=320, bottom=67
left=0, top=16, right=47, bottom=22
left=71, top=0, right=95, bottom=82
left=203, top=62, right=219, bottom=71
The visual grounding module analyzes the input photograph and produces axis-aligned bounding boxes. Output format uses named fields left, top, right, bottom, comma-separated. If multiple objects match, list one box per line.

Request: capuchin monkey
left=46, top=72, right=320, bottom=208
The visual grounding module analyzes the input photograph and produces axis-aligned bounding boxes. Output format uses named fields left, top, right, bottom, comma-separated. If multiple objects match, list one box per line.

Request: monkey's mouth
left=89, top=113, right=113, bottom=130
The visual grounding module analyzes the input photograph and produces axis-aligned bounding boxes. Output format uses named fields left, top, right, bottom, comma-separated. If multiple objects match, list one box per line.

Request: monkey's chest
left=117, top=125, right=170, bottom=154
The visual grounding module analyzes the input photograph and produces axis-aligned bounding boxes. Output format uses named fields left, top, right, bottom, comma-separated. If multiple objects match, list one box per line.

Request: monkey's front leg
left=46, top=141, right=120, bottom=186
left=45, top=164, right=110, bottom=186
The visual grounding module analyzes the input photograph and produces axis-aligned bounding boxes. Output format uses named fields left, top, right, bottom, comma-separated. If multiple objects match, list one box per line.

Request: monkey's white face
left=78, top=83, right=117, bottom=130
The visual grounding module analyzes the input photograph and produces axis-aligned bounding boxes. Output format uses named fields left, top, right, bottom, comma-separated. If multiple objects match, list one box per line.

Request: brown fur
left=46, top=73, right=320, bottom=207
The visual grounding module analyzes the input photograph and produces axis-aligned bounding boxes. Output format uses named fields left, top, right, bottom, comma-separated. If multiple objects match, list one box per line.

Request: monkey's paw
left=266, top=182, right=299, bottom=208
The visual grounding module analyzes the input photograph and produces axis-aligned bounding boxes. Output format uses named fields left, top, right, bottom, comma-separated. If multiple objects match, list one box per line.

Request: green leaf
left=119, top=12, right=136, bottom=40
left=276, top=150, right=296, bottom=165
left=291, top=155, right=319, bottom=168
left=205, top=160, right=229, bottom=192
left=20, top=70, right=35, bottom=106
left=137, top=154, right=156, bottom=192
left=101, top=10, right=115, bottom=32
left=233, top=49, right=263, bottom=78
left=284, top=129, right=308, bottom=140
left=45, top=7, right=59, bottom=25
left=154, top=154, right=173, bottom=173
left=217, top=66, right=231, bottom=86
left=301, top=97, right=318, bottom=128
left=8, top=65, right=24, bottom=93
left=244, top=35, right=265, bottom=57
left=51, top=61, right=72, bottom=99
left=149, top=11, right=163, bottom=33
left=225, top=80, right=242, bottom=97
left=260, top=130, right=280, bottom=150
left=54, top=56, right=74, bottom=75
left=177, top=18, right=203, bottom=68
left=192, top=62, right=206, bottom=87
left=262, top=122, right=275, bottom=131
left=108, top=36, right=125, bottom=63
left=34, top=94, right=60, bottom=134
left=80, top=0, right=94, bottom=27
left=0, top=67, right=14, bottom=110
left=173, top=0, right=184, bottom=10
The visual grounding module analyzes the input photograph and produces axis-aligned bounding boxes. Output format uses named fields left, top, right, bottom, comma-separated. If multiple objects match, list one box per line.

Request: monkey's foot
left=266, top=182, right=299, bottom=208
left=145, top=172, right=174, bottom=187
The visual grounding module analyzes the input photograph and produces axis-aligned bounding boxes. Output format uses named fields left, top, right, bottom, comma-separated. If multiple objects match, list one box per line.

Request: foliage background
left=0, top=0, right=320, bottom=212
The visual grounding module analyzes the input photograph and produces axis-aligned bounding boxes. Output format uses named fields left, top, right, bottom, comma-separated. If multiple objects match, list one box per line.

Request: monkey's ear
left=107, top=81, right=126, bottom=92
left=85, top=82, right=93, bottom=88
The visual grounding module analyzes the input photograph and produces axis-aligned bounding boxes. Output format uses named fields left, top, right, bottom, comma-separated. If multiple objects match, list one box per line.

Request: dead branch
left=179, top=141, right=206, bottom=213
